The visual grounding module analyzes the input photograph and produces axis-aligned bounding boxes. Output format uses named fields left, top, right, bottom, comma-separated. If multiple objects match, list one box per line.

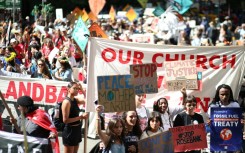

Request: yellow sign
left=82, top=9, right=89, bottom=22
left=126, top=7, right=137, bottom=22
left=88, top=11, right=98, bottom=22
left=109, top=6, right=116, bottom=21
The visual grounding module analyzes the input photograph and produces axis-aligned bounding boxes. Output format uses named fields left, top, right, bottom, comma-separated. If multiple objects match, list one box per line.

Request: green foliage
left=31, top=3, right=54, bottom=18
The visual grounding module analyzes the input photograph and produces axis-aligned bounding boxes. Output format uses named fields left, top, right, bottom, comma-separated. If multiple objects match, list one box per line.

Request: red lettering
left=152, top=53, right=164, bottom=67
left=19, top=82, right=31, bottom=96
left=165, top=54, right=179, bottom=61
left=5, top=81, right=17, bottom=99
left=195, top=97, right=211, bottom=113
left=132, top=65, right=139, bottom=77
left=119, top=49, right=131, bottom=64
left=32, top=83, right=44, bottom=101
left=151, top=64, right=157, bottom=77
left=223, top=55, right=236, bottom=69
left=157, top=76, right=164, bottom=88
left=46, top=85, right=57, bottom=103
left=196, top=55, right=208, bottom=69
left=209, top=55, right=220, bottom=69
left=133, top=51, right=143, bottom=64
left=57, top=86, right=67, bottom=102
left=101, top=48, right=116, bottom=62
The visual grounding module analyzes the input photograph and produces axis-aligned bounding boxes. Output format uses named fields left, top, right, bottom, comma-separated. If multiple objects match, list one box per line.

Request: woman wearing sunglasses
left=31, top=59, right=52, bottom=79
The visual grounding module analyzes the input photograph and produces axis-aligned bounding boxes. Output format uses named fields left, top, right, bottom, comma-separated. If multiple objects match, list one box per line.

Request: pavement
left=58, top=136, right=101, bottom=153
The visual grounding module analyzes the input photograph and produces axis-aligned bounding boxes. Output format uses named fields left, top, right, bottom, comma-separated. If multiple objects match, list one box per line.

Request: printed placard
left=97, top=75, right=135, bottom=112
left=130, top=63, right=158, bottom=94
left=169, top=124, right=207, bottom=152
left=210, top=107, right=243, bottom=151
left=138, top=131, right=174, bottom=153
left=164, top=59, right=198, bottom=90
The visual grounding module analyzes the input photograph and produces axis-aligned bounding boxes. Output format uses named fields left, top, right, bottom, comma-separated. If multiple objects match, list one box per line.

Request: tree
left=31, top=5, right=40, bottom=21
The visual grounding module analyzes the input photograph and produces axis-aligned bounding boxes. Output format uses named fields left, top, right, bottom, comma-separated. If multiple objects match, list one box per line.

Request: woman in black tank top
left=61, top=81, right=89, bottom=153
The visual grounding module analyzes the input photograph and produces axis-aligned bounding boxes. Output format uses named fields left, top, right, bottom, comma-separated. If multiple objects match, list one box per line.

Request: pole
left=83, top=116, right=88, bottom=153
left=0, top=91, right=21, bottom=133
left=12, top=0, right=15, bottom=22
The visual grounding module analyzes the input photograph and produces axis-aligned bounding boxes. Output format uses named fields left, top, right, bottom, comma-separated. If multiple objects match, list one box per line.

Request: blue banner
left=210, top=107, right=242, bottom=151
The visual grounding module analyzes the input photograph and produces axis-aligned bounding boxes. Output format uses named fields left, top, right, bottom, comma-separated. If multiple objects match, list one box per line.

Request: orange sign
left=72, top=7, right=83, bottom=19
left=126, top=7, right=137, bottom=22
left=109, top=6, right=116, bottom=21
left=89, top=0, right=106, bottom=17
left=88, top=11, right=98, bottom=22
left=89, top=23, right=108, bottom=39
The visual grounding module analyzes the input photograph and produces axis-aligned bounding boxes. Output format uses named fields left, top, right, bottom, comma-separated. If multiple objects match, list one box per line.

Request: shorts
left=62, top=124, right=82, bottom=146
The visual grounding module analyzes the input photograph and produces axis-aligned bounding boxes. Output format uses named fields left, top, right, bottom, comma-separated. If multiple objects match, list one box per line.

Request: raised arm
left=180, top=87, right=187, bottom=106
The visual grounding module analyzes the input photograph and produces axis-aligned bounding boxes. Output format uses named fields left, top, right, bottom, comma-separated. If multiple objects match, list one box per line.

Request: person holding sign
left=153, top=87, right=187, bottom=130
left=122, top=111, right=142, bottom=153
left=95, top=105, right=126, bottom=153
left=207, top=84, right=240, bottom=116
left=140, top=111, right=164, bottom=140
left=173, top=95, right=204, bottom=153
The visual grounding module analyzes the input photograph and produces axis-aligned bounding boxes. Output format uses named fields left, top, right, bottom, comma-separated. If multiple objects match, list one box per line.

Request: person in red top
left=53, top=29, right=66, bottom=49
left=10, top=38, right=24, bottom=64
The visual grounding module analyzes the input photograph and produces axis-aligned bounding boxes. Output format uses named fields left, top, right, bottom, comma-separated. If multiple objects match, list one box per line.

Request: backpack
left=51, top=97, right=71, bottom=131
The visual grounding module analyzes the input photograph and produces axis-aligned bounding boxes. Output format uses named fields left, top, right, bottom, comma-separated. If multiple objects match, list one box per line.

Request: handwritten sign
left=164, top=59, right=198, bottom=90
left=169, top=124, right=207, bottom=152
left=210, top=107, right=243, bottom=151
left=130, top=63, right=158, bottom=94
left=97, top=75, right=135, bottom=112
left=138, top=131, right=173, bottom=153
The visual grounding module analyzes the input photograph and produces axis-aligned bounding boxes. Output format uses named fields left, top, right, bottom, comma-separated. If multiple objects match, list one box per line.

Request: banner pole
left=0, top=90, right=21, bottom=133
left=83, top=115, right=89, bottom=153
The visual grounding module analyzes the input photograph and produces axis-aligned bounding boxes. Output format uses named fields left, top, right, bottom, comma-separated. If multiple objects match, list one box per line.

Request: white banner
left=86, top=38, right=245, bottom=118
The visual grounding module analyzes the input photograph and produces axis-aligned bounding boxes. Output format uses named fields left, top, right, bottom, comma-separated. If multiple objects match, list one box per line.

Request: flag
left=89, top=23, right=108, bottom=38
left=153, top=5, right=165, bottom=17
left=27, top=109, right=60, bottom=153
left=126, top=7, right=137, bottom=22
left=109, top=6, right=116, bottom=21
left=172, top=0, right=193, bottom=14
left=138, top=0, right=148, bottom=8
left=122, top=4, right=131, bottom=11
left=89, top=0, right=106, bottom=17
left=72, top=16, right=90, bottom=52
left=88, top=11, right=98, bottom=22
left=82, top=9, right=89, bottom=22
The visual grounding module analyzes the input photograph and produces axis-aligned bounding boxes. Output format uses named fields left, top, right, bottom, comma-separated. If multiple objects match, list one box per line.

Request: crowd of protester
left=0, top=9, right=244, bottom=153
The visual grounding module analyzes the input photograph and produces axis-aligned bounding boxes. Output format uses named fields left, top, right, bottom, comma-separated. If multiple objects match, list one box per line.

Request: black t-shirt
left=124, top=131, right=139, bottom=153
left=173, top=112, right=204, bottom=127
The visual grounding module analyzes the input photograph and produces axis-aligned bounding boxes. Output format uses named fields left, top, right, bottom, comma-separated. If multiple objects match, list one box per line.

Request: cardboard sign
left=169, top=124, right=207, bottom=152
left=138, top=131, right=174, bottom=153
left=164, top=59, right=198, bottom=90
left=131, top=33, right=155, bottom=44
left=126, top=7, right=137, bottom=22
left=72, top=17, right=90, bottom=52
left=97, top=75, right=135, bottom=112
left=210, top=107, right=243, bottom=151
left=89, top=0, right=105, bottom=17
left=130, top=63, right=158, bottom=94
left=89, top=23, right=108, bottom=38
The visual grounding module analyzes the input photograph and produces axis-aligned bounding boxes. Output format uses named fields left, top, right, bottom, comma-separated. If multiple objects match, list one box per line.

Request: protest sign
left=164, top=59, right=198, bottom=91
left=89, top=22, right=108, bottom=38
left=138, top=131, right=173, bottom=153
left=210, top=107, right=243, bottom=151
left=72, top=17, right=90, bottom=52
left=86, top=38, right=245, bottom=113
left=126, top=7, right=137, bottom=22
left=97, top=75, right=135, bottom=112
left=130, top=63, right=158, bottom=94
left=89, top=0, right=105, bottom=17
left=131, top=33, right=155, bottom=44
left=0, top=131, right=53, bottom=153
left=169, top=123, right=207, bottom=152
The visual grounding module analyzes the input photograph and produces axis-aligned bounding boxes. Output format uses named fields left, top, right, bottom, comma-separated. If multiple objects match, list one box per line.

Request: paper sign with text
left=169, top=123, right=207, bottom=152
left=164, top=59, right=198, bottom=90
left=138, top=131, right=174, bottom=153
left=130, top=63, right=158, bottom=94
left=210, top=107, right=243, bottom=151
left=97, top=75, right=136, bottom=112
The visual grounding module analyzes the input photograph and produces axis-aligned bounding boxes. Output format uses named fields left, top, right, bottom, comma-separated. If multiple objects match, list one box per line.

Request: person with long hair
left=140, top=111, right=164, bottom=140
left=61, top=81, right=88, bottom=153
left=208, top=84, right=240, bottom=114
left=95, top=105, right=125, bottom=153
left=53, top=56, right=72, bottom=82
left=31, top=59, right=52, bottom=79
left=122, top=111, right=142, bottom=153
left=153, top=88, right=186, bottom=131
